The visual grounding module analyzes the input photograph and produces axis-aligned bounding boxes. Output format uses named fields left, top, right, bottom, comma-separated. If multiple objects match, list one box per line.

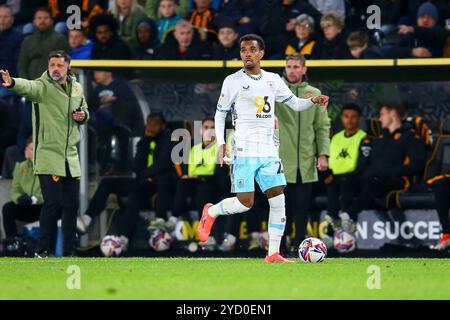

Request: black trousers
left=116, top=173, right=177, bottom=239
left=2, top=202, right=42, bottom=237
left=85, top=176, right=135, bottom=217
left=38, top=172, right=80, bottom=256
left=347, top=176, right=404, bottom=220
left=173, top=178, right=219, bottom=220
left=433, top=181, right=450, bottom=234
left=326, top=176, right=360, bottom=219
left=284, top=173, right=313, bottom=248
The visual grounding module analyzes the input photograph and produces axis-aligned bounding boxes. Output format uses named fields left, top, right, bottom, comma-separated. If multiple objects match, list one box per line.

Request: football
left=100, top=235, right=125, bottom=257
left=298, top=237, right=327, bottom=263
left=334, top=230, right=356, bottom=253
left=149, top=229, right=172, bottom=252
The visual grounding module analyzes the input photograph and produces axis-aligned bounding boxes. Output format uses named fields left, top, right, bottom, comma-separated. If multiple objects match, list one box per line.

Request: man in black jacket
left=78, top=114, right=177, bottom=239
left=212, top=23, right=240, bottom=60
left=156, top=19, right=211, bottom=60
left=339, top=102, right=427, bottom=232
left=311, top=11, right=352, bottom=60
left=259, top=0, right=321, bottom=58
left=90, top=13, right=132, bottom=60
left=388, top=2, right=449, bottom=58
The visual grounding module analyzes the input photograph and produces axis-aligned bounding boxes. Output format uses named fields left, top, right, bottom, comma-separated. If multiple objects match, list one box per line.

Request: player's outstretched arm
left=285, top=95, right=329, bottom=112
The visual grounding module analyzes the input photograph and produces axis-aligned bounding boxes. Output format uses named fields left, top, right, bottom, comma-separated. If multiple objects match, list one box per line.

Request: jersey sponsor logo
left=254, top=96, right=272, bottom=118
left=337, top=148, right=351, bottom=159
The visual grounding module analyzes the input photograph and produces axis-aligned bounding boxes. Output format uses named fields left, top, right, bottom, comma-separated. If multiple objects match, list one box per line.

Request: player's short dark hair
left=147, top=113, right=166, bottom=124
left=48, top=50, right=71, bottom=64
left=89, top=13, right=119, bottom=35
left=239, top=34, right=265, bottom=51
left=285, top=53, right=306, bottom=66
left=34, top=6, right=52, bottom=18
left=379, top=101, right=405, bottom=119
left=341, top=103, right=362, bottom=116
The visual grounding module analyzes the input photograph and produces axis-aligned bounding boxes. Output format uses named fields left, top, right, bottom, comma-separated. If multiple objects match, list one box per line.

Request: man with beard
left=1, top=50, right=89, bottom=257
left=17, top=7, right=68, bottom=80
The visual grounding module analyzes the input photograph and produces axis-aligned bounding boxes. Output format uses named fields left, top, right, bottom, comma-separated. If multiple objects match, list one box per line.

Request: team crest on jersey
left=305, top=91, right=313, bottom=98
left=266, top=81, right=275, bottom=90
left=72, top=86, right=81, bottom=95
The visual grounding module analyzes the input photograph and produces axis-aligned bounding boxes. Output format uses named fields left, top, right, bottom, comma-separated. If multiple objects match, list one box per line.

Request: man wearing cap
left=393, top=2, right=449, bottom=58
left=1, top=50, right=89, bottom=257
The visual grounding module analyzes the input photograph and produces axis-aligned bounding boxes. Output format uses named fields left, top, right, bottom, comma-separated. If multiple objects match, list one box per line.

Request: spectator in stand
left=157, top=19, right=211, bottom=59
left=1, top=139, right=43, bottom=239
left=131, top=18, right=159, bottom=59
left=146, top=0, right=189, bottom=20
left=311, top=11, right=352, bottom=59
left=156, top=0, right=181, bottom=42
left=90, top=13, right=132, bottom=60
left=347, top=31, right=384, bottom=59
left=110, top=0, right=148, bottom=45
left=285, top=14, right=317, bottom=58
left=172, top=118, right=227, bottom=221
left=232, top=0, right=261, bottom=35
left=215, top=0, right=262, bottom=35
left=17, top=7, right=68, bottom=80
left=259, top=0, right=322, bottom=58
left=337, top=102, right=427, bottom=234
left=212, top=22, right=240, bottom=60
left=387, top=2, right=449, bottom=58
left=68, top=29, right=93, bottom=60
left=89, top=69, right=140, bottom=172
left=0, top=5, right=23, bottom=97
left=189, top=0, right=217, bottom=41
left=0, top=0, right=47, bottom=34
left=308, top=0, right=345, bottom=18
left=324, top=103, right=371, bottom=232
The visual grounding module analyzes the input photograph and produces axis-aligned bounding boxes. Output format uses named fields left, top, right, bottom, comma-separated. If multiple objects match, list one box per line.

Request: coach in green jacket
left=1, top=50, right=89, bottom=257
left=275, top=53, right=330, bottom=252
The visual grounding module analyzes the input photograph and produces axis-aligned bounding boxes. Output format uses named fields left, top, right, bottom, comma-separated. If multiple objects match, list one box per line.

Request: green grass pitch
left=0, top=257, right=449, bottom=300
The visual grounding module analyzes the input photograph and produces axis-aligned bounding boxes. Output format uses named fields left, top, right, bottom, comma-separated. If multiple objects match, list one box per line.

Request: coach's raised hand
left=0, top=69, right=12, bottom=87
left=311, top=95, right=329, bottom=107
